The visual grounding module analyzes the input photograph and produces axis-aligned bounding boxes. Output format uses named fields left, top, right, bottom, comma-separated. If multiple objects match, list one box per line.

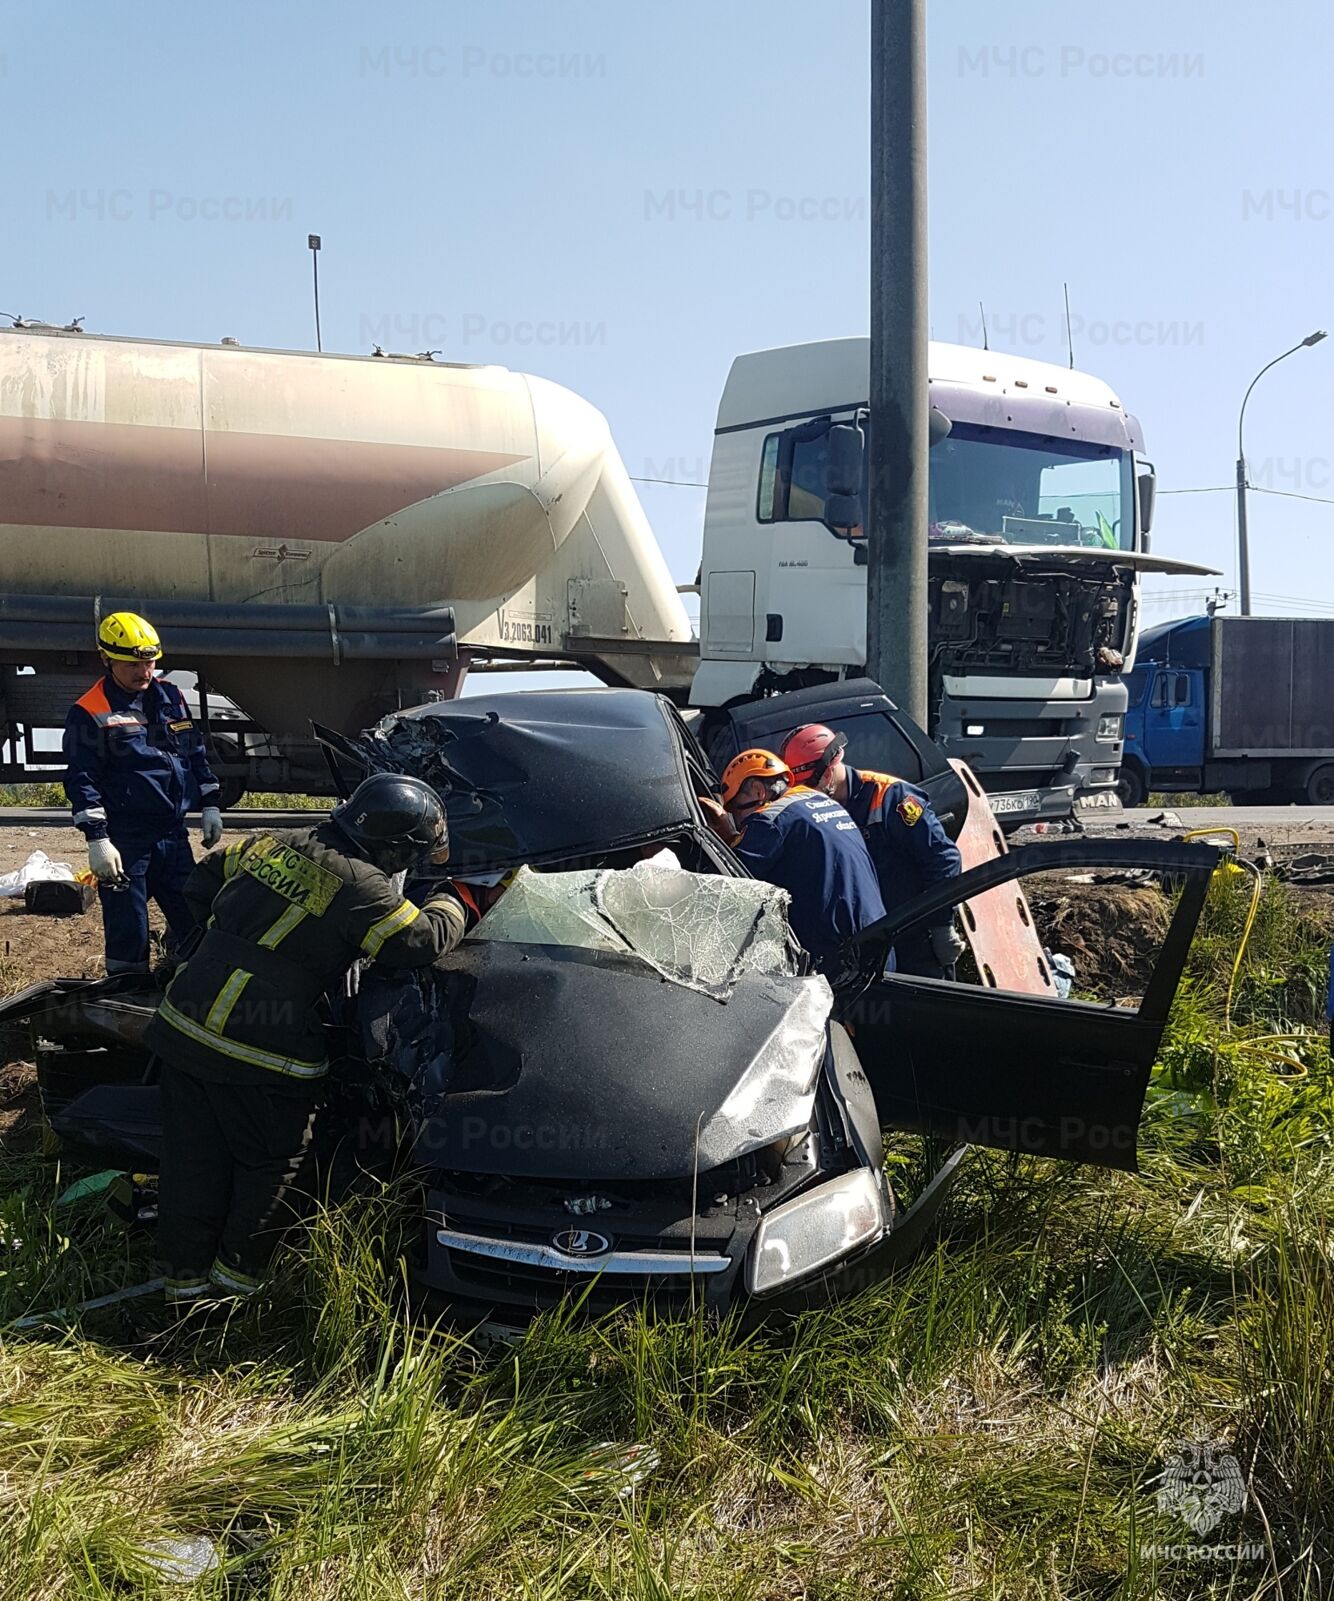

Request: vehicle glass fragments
left=472, top=858, right=802, bottom=999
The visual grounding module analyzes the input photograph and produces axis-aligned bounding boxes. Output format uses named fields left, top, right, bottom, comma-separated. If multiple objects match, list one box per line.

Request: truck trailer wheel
left=205, top=733, right=247, bottom=810
left=1303, top=764, right=1334, bottom=806
left=1115, top=764, right=1147, bottom=810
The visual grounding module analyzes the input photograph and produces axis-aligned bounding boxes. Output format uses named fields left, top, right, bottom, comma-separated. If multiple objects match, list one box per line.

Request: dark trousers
left=155, top=1057, right=319, bottom=1300
left=100, top=829, right=195, bottom=974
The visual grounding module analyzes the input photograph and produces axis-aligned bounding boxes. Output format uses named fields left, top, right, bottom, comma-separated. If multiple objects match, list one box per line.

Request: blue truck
left=1120, top=614, right=1334, bottom=807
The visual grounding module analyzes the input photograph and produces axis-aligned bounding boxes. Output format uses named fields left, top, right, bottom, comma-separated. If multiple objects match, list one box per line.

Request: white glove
left=930, top=921, right=967, bottom=969
left=200, top=806, right=224, bottom=848
left=87, top=837, right=124, bottom=882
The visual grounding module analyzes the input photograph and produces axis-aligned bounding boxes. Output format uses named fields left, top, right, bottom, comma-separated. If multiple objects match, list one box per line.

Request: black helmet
left=331, top=773, right=449, bottom=873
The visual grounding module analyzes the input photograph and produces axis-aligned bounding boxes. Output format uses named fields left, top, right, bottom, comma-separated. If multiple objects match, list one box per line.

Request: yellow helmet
left=98, top=611, right=162, bottom=662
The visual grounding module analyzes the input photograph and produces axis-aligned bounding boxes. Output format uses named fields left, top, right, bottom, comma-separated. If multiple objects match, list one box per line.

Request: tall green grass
left=0, top=872, right=1330, bottom=1597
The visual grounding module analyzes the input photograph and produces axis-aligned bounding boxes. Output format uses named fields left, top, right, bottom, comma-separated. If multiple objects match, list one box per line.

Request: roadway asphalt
left=6, top=803, right=1334, bottom=846
left=1082, top=805, right=1334, bottom=847
left=0, top=807, right=307, bottom=831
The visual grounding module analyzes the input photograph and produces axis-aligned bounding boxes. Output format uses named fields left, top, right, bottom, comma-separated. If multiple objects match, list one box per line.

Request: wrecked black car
left=1, top=687, right=1221, bottom=1325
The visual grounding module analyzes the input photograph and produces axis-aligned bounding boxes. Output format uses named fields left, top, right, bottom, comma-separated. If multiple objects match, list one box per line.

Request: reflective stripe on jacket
left=734, top=785, right=886, bottom=960
left=62, top=673, right=219, bottom=840
left=145, top=821, right=467, bottom=1082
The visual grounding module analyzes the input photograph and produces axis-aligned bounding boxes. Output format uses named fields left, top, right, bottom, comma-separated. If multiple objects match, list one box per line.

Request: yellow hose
left=1179, top=827, right=1261, bottom=1030
left=1173, top=826, right=1320, bottom=1077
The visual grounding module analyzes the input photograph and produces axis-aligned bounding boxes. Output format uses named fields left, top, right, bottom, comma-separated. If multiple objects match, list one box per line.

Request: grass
left=0, top=875, right=1331, bottom=1596
left=0, top=783, right=66, bottom=807
left=1149, top=792, right=1233, bottom=808
left=0, top=785, right=329, bottom=812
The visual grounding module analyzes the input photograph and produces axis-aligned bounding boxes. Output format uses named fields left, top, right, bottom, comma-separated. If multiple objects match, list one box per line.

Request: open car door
left=841, top=838, right=1222, bottom=1172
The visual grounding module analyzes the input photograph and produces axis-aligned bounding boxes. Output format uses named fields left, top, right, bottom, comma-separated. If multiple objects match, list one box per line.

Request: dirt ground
left=0, top=824, right=250, bottom=989
left=0, top=825, right=248, bottom=1151
left=1024, top=878, right=1171, bottom=996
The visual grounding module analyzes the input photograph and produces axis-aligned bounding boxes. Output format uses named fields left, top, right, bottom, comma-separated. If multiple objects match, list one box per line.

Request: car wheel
left=1116, top=764, right=1146, bottom=809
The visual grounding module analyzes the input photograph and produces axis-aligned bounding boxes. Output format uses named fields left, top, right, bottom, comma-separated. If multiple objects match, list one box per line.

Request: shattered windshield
left=471, top=859, right=802, bottom=999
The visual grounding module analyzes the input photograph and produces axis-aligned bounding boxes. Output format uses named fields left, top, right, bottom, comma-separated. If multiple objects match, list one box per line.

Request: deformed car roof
left=316, top=687, right=699, bottom=875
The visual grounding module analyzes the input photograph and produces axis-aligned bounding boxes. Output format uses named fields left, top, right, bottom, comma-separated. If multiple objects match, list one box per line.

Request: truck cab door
left=1141, top=668, right=1203, bottom=773
left=840, top=838, right=1220, bottom=1171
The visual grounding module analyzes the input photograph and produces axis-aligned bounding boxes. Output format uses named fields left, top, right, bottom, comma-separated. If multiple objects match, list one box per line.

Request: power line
left=630, top=475, right=708, bottom=488
left=1160, top=484, right=1334, bottom=508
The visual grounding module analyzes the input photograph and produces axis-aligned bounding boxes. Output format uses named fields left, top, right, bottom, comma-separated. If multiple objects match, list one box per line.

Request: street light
left=1236, top=329, right=1326, bottom=616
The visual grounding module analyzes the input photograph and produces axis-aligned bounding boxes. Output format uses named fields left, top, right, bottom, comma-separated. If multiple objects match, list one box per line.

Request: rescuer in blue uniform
left=62, top=611, right=224, bottom=975
left=781, top=724, right=964, bottom=979
left=712, top=749, right=885, bottom=969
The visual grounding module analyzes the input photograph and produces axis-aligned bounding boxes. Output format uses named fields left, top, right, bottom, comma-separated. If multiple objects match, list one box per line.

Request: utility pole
left=867, top=0, right=929, bottom=723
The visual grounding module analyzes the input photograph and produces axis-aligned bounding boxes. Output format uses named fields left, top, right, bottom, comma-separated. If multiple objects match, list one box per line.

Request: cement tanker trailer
left=0, top=325, right=695, bottom=799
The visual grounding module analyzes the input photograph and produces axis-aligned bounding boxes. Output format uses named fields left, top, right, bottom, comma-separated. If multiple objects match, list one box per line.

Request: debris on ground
left=0, top=849, right=77, bottom=898
left=1026, top=878, right=1171, bottom=998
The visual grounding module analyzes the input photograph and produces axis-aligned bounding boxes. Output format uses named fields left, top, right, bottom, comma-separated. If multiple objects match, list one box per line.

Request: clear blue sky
left=5, top=0, right=1332, bottom=642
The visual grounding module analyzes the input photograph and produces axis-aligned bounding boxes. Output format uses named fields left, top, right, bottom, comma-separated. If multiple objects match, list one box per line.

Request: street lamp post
left=1236, top=330, right=1326, bottom=616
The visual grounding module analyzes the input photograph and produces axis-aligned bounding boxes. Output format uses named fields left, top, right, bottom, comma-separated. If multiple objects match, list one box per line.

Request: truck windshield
left=929, top=423, right=1132, bottom=552
left=761, top=418, right=1134, bottom=552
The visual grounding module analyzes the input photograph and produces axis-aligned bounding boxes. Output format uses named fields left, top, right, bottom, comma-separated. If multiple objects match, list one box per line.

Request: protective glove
left=200, top=805, right=224, bottom=848
left=929, top=921, right=967, bottom=970
left=697, top=794, right=740, bottom=845
left=87, top=837, right=124, bottom=883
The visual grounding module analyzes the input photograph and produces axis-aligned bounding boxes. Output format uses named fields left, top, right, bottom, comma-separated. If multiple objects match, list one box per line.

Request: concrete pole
left=867, top=0, right=929, bottom=723
left=1234, top=454, right=1251, bottom=617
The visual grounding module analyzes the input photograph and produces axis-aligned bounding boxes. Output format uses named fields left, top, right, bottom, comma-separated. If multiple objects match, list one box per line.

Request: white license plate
left=988, top=790, right=1041, bottom=815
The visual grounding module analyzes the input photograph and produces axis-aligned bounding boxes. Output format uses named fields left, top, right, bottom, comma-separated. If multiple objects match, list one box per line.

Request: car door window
left=841, top=838, right=1221, bottom=1172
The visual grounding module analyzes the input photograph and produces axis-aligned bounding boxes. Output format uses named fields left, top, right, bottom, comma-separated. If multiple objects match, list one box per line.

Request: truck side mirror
left=825, top=423, right=864, bottom=497
left=1137, top=459, right=1156, bottom=549
left=823, top=421, right=866, bottom=539
left=826, top=492, right=864, bottom=533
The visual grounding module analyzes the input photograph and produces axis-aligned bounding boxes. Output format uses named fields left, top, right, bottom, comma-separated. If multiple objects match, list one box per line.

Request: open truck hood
left=931, top=545, right=1220, bottom=577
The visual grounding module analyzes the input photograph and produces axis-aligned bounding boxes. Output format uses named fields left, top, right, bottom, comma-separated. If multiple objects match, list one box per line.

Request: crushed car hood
left=412, top=943, right=832, bottom=1181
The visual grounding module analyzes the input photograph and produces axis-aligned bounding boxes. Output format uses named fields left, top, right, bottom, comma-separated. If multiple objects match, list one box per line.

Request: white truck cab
left=692, top=337, right=1212, bottom=821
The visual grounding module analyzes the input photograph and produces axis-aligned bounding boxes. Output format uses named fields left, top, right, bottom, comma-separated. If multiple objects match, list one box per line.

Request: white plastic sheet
left=0, top=849, right=77, bottom=899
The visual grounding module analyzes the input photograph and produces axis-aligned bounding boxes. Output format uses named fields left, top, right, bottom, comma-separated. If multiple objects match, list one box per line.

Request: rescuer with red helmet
left=711, top=748, right=885, bottom=968
left=779, top=724, right=964, bottom=979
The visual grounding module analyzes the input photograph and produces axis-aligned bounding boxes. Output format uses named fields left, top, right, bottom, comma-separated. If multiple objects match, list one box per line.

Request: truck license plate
left=988, top=790, right=1041, bottom=815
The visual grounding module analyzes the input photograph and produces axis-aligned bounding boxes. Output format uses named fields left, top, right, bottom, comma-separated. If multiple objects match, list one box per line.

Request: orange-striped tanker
left=0, top=326, right=694, bottom=794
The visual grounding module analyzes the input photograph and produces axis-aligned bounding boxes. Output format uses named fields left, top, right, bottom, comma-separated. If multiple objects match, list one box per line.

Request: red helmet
left=780, top=724, right=847, bottom=786
left=719, top=749, right=792, bottom=808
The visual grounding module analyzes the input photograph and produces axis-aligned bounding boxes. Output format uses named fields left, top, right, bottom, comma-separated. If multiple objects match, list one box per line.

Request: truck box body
left=1210, top=617, right=1334, bottom=757
left=1121, top=614, right=1334, bottom=805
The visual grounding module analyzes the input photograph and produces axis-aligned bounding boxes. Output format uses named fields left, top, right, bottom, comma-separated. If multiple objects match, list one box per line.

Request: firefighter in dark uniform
left=62, top=611, right=223, bottom=974
left=780, top=724, right=964, bottom=978
left=709, top=749, right=885, bottom=969
left=145, top=773, right=470, bottom=1305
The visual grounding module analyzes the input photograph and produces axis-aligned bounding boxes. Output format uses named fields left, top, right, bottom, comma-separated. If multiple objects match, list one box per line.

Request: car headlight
left=1096, top=714, right=1123, bottom=741
left=744, top=1168, right=887, bottom=1296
